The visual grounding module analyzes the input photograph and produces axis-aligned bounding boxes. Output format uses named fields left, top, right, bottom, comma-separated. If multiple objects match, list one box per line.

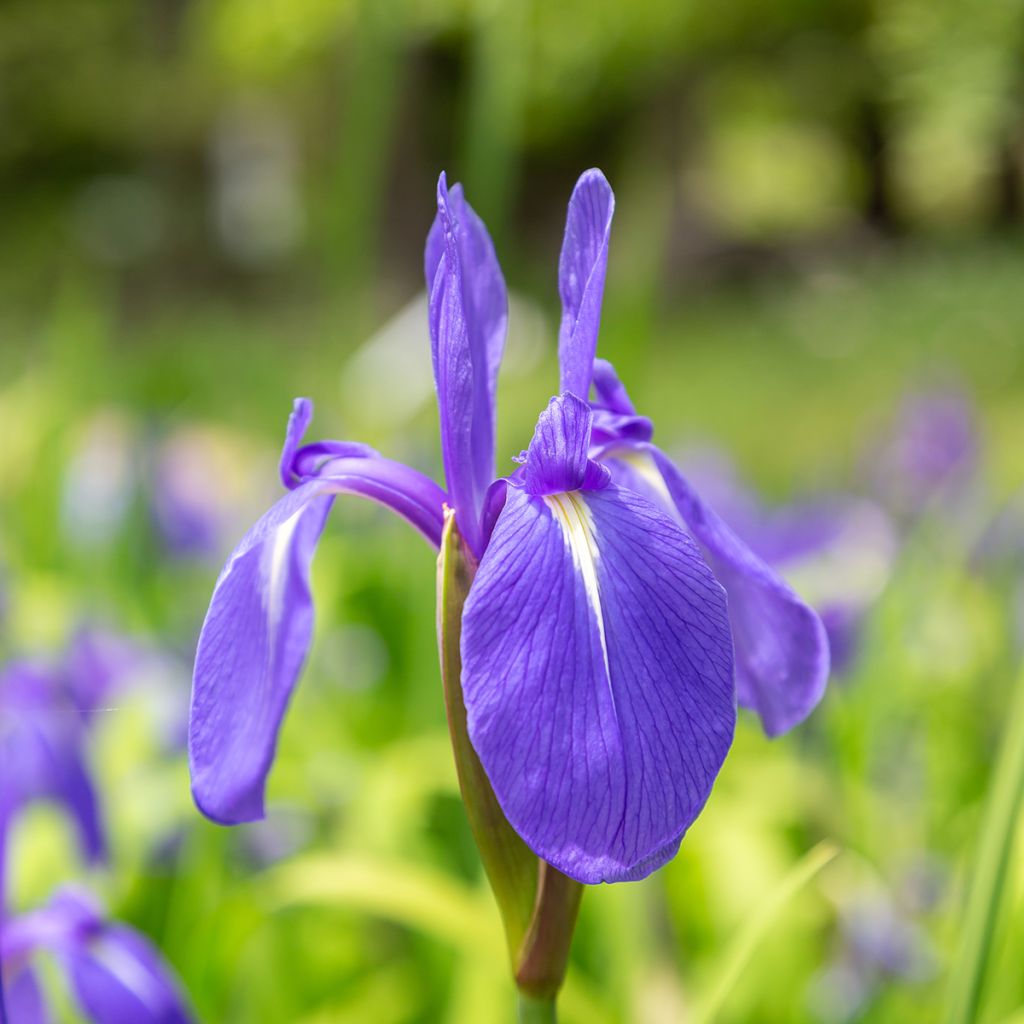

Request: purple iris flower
left=189, top=170, right=827, bottom=884
left=573, top=183, right=829, bottom=733
left=1, top=888, right=193, bottom=1024
left=866, top=389, right=979, bottom=519
left=0, top=663, right=106, bottom=903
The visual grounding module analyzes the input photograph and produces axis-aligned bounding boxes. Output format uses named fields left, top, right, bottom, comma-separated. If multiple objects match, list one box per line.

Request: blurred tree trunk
left=855, top=94, right=901, bottom=237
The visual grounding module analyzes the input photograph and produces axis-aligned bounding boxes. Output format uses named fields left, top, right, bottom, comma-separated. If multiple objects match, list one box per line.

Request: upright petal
left=558, top=170, right=615, bottom=398
left=523, top=393, right=609, bottom=496
left=647, top=448, right=830, bottom=737
left=190, top=457, right=447, bottom=824
left=426, top=175, right=508, bottom=555
left=461, top=481, right=735, bottom=884
left=589, top=359, right=654, bottom=445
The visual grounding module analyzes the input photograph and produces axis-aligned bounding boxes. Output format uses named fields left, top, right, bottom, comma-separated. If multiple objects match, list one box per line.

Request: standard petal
left=426, top=174, right=508, bottom=555
left=461, top=483, right=735, bottom=884
left=589, top=359, right=654, bottom=445
left=522, top=393, right=608, bottom=496
left=558, top=170, right=615, bottom=398
left=647, top=448, right=830, bottom=737
left=190, top=459, right=447, bottom=825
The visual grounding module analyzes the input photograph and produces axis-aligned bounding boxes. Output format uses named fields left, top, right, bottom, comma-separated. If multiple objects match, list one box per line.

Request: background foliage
left=3, top=0, right=1024, bottom=1020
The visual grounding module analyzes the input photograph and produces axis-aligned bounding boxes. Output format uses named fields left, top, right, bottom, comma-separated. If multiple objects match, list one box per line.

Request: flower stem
left=518, top=993, right=557, bottom=1023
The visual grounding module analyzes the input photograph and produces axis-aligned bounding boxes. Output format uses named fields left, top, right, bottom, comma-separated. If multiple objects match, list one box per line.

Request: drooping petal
left=279, top=397, right=314, bottom=487
left=189, top=458, right=447, bottom=824
left=646, top=448, right=830, bottom=737
left=2, top=890, right=194, bottom=1024
left=558, top=170, right=615, bottom=398
left=461, top=482, right=735, bottom=884
left=280, top=398, right=375, bottom=486
left=426, top=175, right=508, bottom=555
left=63, top=923, right=193, bottom=1024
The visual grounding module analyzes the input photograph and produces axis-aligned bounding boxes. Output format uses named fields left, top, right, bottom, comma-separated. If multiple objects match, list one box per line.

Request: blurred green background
left=3, top=0, right=1024, bottom=1020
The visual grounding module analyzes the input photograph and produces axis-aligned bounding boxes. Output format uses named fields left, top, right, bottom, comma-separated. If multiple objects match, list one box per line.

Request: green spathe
left=436, top=508, right=582, bottom=1008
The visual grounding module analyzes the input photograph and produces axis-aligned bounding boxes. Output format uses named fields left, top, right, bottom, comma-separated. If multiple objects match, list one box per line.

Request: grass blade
left=944, top=662, right=1024, bottom=1024
left=694, top=839, right=840, bottom=1024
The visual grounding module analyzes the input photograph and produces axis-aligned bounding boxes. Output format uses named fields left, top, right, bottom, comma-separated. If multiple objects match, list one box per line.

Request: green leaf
left=944, top=662, right=1024, bottom=1024
left=694, top=839, right=840, bottom=1024
left=261, top=851, right=505, bottom=957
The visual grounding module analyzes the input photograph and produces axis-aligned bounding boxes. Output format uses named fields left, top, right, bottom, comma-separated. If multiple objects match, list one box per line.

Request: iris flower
left=189, top=170, right=828, bottom=884
left=1, top=888, right=193, bottom=1024
left=0, top=663, right=106, bottom=905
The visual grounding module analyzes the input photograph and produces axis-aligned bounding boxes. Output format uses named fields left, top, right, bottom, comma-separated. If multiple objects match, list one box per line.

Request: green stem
left=518, top=993, right=557, bottom=1024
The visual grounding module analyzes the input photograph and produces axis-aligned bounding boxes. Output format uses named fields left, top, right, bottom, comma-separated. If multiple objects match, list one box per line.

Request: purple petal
left=558, top=170, right=615, bottom=398
left=426, top=175, right=508, bottom=555
left=64, top=627, right=146, bottom=714
left=278, top=398, right=374, bottom=486
left=648, top=448, right=829, bottom=737
left=62, top=924, right=193, bottom=1024
left=523, top=394, right=610, bottom=496
left=3, top=890, right=193, bottom=1024
left=461, top=482, right=735, bottom=884
left=868, top=389, right=978, bottom=516
left=5, top=965, right=49, bottom=1024
left=279, top=397, right=314, bottom=487
left=0, top=665, right=107, bottom=874
left=190, top=459, right=447, bottom=825
left=819, top=605, right=862, bottom=677
left=589, top=359, right=654, bottom=445
left=0, top=889, right=100, bottom=961
left=592, top=358, right=636, bottom=415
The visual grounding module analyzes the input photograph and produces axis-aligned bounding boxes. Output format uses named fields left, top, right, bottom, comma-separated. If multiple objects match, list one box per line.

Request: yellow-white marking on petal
left=544, top=490, right=610, bottom=677
left=615, top=449, right=674, bottom=509
left=263, top=506, right=304, bottom=660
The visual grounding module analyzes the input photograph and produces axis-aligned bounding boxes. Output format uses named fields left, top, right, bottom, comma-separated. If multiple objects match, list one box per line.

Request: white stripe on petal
left=616, top=448, right=674, bottom=508
left=544, top=491, right=610, bottom=678
left=262, top=507, right=303, bottom=659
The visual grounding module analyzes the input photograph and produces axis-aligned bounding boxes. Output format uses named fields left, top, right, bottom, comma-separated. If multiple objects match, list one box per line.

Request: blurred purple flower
left=583, top=336, right=830, bottom=730
left=189, top=170, right=827, bottom=884
left=665, top=455, right=897, bottom=676
left=867, top=390, right=979, bottom=518
left=809, top=892, right=936, bottom=1023
left=1, top=888, right=193, bottom=1024
left=62, top=626, right=147, bottom=722
left=149, top=427, right=264, bottom=561
left=0, top=663, right=106, bottom=902
left=0, top=625, right=171, bottom=903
